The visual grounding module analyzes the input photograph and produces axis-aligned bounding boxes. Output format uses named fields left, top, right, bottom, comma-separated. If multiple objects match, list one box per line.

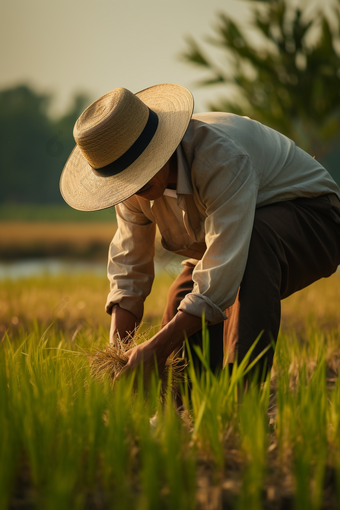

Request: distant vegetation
left=0, top=221, right=116, bottom=261
left=0, top=204, right=117, bottom=260
left=0, top=204, right=115, bottom=222
left=182, top=0, right=340, bottom=184
left=0, top=85, right=92, bottom=204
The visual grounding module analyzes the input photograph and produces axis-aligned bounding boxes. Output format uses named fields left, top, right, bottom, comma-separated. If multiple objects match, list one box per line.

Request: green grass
left=1, top=272, right=340, bottom=509
left=2, top=323, right=340, bottom=509
left=0, top=204, right=116, bottom=222
left=1, top=326, right=197, bottom=510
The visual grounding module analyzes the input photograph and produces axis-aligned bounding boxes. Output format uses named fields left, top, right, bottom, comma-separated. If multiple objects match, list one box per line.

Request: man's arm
left=106, top=197, right=156, bottom=321
left=117, top=310, right=202, bottom=378
left=110, top=304, right=139, bottom=344
left=178, top=154, right=258, bottom=324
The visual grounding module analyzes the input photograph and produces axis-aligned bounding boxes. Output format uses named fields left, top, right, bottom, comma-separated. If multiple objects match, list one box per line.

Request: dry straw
left=89, top=329, right=187, bottom=401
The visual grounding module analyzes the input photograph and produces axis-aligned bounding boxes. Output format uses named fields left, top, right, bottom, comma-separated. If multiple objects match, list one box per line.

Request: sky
left=0, top=0, right=253, bottom=116
left=1, top=0, right=333, bottom=117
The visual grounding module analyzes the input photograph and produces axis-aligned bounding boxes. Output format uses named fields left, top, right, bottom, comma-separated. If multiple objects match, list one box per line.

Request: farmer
left=60, top=83, right=340, bottom=381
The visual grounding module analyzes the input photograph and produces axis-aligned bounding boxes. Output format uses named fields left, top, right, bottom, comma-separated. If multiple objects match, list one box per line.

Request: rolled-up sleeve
left=178, top=155, right=258, bottom=324
left=105, top=197, right=156, bottom=320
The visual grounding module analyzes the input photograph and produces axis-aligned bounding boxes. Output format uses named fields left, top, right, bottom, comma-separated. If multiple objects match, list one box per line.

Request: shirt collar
left=151, top=141, right=193, bottom=211
left=175, top=142, right=193, bottom=196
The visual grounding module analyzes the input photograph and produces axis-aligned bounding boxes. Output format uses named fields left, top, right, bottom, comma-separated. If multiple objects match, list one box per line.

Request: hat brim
left=59, top=83, right=194, bottom=211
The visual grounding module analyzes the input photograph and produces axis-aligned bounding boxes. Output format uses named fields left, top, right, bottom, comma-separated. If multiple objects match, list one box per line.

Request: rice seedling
left=88, top=329, right=187, bottom=402
left=1, top=271, right=340, bottom=509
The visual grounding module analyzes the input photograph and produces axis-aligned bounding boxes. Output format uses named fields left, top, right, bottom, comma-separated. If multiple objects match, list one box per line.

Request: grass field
left=1, top=271, right=340, bottom=509
left=0, top=222, right=117, bottom=260
left=0, top=204, right=117, bottom=260
left=0, top=204, right=116, bottom=222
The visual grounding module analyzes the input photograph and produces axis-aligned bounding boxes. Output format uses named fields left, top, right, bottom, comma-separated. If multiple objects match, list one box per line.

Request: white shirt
left=106, top=113, right=340, bottom=323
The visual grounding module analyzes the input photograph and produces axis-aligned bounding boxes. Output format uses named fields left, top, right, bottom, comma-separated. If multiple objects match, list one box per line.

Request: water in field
left=0, top=257, right=183, bottom=280
left=0, top=259, right=107, bottom=279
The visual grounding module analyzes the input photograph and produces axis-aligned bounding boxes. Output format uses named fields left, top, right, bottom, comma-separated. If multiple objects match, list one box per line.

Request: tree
left=0, top=85, right=91, bottom=204
left=182, top=0, right=340, bottom=181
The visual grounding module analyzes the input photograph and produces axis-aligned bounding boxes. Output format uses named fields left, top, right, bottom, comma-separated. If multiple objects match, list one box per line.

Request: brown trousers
left=161, top=194, right=340, bottom=378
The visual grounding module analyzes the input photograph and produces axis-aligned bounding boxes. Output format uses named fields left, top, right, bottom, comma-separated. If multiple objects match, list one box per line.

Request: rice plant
left=1, top=272, right=340, bottom=509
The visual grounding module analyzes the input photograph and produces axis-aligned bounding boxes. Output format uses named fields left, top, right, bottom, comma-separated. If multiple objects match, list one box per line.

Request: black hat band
left=91, top=108, right=159, bottom=177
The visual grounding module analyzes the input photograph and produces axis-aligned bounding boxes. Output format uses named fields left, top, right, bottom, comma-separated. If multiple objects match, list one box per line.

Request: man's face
left=135, top=160, right=171, bottom=201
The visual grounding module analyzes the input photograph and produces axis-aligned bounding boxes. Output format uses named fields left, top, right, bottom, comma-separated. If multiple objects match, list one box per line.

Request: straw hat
left=60, top=83, right=194, bottom=211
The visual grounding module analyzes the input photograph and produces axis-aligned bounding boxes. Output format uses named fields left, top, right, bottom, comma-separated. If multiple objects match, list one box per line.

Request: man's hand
left=117, top=310, right=202, bottom=381
left=110, top=305, right=139, bottom=345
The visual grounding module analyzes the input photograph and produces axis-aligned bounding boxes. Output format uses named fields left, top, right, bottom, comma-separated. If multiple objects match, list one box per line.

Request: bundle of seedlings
left=89, top=328, right=187, bottom=401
